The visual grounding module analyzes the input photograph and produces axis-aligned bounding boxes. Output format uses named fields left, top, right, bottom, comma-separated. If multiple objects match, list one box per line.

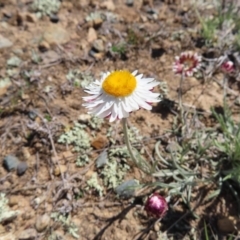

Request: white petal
left=132, top=70, right=138, bottom=76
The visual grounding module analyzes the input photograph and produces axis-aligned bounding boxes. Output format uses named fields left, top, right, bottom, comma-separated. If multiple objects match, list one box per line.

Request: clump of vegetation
left=85, top=12, right=105, bottom=23
left=58, top=122, right=91, bottom=166
left=66, top=69, right=94, bottom=88
left=87, top=116, right=103, bottom=131
left=212, top=103, right=240, bottom=186
left=196, top=1, right=240, bottom=49
left=50, top=212, right=79, bottom=239
left=101, top=147, right=131, bottom=189
left=111, top=43, right=127, bottom=55
left=31, top=0, right=61, bottom=17
left=0, top=194, right=18, bottom=223
left=86, top=172, right=104, bottom=196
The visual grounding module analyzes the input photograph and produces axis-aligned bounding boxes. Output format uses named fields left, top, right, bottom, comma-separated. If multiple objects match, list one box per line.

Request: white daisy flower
left=82, top=70, right=160, bottom=122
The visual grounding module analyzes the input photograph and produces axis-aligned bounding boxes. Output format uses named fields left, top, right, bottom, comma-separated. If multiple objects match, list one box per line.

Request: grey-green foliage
left=153, top=120, right=221, bottom=208
left=127, top=126, right=143, bottom=143
left=212, top=104, right=240, bottom=183
left=0, top=78, right=11, bottom=88
left=58, top=122, right=91, bottom=166
left=196, top=0, right=240, bottom=48
left=66, top=69, right=94, bottom=88
left=86, top=172, right=104, bottom=197
left=7, top=56, right=22, bottom=67
left=51, top=212, right=79, bottom=239
left=153, top=103, right=240, bottom=212
left=101, top=147, right=130, bottom=189
left=107, top=125, right=143, bottom=145
left=85, top=12, right=105, bottom=23
left=0, top=193, right=18, bottom=223
left=31, top=0, right=61, bottom=17
left=87, top=116, right=103, bottom=130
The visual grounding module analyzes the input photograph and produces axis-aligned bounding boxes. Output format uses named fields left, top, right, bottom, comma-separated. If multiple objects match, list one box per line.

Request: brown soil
left=0, top=0, right=240, bottom=240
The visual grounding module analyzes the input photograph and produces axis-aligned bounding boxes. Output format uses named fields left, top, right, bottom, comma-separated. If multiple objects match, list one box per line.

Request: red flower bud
left=144, top=193, right=168, bottom=218
left=221, top=61, right=234, bottom=73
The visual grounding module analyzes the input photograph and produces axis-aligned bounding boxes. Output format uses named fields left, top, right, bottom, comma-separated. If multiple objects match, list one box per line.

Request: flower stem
left=122, top=118, right=138, bottom=167
left=178, top=73, right=184, bottom=123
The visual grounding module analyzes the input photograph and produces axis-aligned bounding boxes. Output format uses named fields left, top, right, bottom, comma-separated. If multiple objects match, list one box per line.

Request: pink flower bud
left=221, top=61, right=234, bottom=73
left=144, top=193, right=168, bottom=218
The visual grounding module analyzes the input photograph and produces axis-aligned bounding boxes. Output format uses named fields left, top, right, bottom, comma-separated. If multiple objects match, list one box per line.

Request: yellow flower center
left=102, top=70, right=137, bottom=97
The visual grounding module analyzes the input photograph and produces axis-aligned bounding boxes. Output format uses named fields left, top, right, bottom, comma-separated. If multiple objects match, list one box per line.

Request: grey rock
left=17, top=162, right=28, bottom=176
left=115, top=179, right=139, bottom=199
left=3, top=155, right=20, bottom=171
left=0, top=35, right=13, bottom=49
left=96, top=150, right=108, bottom=168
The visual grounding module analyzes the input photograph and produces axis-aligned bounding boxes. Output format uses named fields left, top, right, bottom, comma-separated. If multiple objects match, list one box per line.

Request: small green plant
left=66, top=69, right=94, bottom=88
left=44, top=114, right=52, bottom=122
left=0, top=193, right=18, bottom=223
left=127, top=29, right=140, bottom=45
left=31, top=50, right=42, bottom=64
left=86, top=172, right=104, bottom=196
left=7, top=56, right=22, bottom=67
left=51, top=212, right=79, bottom=239
left=212, top=103, right=240, bottom=184
left=31, top=0, right=61, bottom=17
left=85, top=12, right=105, bottom=23
left=58, top=122, right=91, bottom=166
left=196, top=0, right=240, bottom=48
left=111, top=43, right=127, bottom=55
left=87, top=116, right=103, bottom=130
left=101, top=147, right=130, bottom=189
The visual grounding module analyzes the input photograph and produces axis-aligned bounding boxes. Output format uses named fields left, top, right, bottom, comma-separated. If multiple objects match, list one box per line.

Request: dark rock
left=3, top=155, right=20, bottom=171
left=151, top=48, right=165, bottom=58
left=28, top=109, right=39, bottom=120
left=17, top=162, right=28, bottom=176
left=49, top=14, right=59, bottom=23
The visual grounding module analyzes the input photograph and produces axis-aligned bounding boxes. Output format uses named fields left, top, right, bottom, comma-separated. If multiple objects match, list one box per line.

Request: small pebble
left=3, top=155, right=20, bottom=171
left=8, top=196, right=19, bottom=207
left=87, top=27, right=97, bottom=43
left=25, top=13, right=37, bottom=23
left=35, top=214, right=51, bottom=232
left=96, top=150, right=108, bottom=168
left=17, top=162, right=28, bottom=176
left=28, top=109, right=39, bottom=120
left=49, top=14, right=59, bottom=23
left=125, top=0, right=134, bottom=6
left=92, top=39, right=105, bottom=52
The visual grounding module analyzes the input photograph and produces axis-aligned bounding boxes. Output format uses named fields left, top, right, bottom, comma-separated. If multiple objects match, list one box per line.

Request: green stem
left=122, top=118, right=138, bottom=167
left=178, top=73, right=184, bottom=123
